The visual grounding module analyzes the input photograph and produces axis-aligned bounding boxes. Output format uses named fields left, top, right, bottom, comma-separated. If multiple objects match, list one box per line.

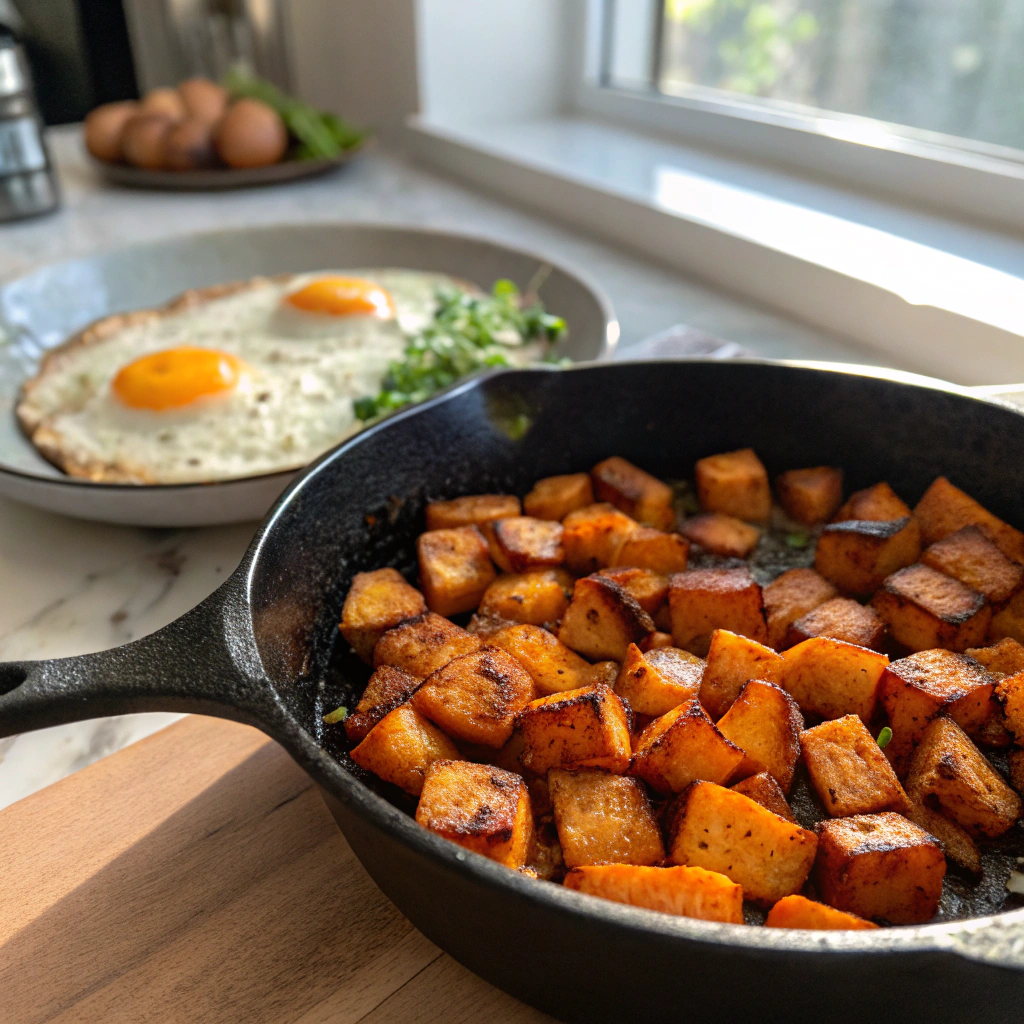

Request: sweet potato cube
left=373, top=612, right=483, bottom=677
left=699, top=628, right=784, bottom=719
left=814, top=812, right=944, bottom=924
left=765, top=894, right=878, bottom=931
left=477, top=568, right=574, bottom=627
left=914, top=476, right=1024, bottom=564
left=641, top=631, right=675, bottom=652
left=592, top=456, right=675, bottom=531
left=411, top=645, right=535, bottom=747
left=596, top=567, right=668, bottom=617
left=680, top=513, right=761, bottom=558
left=487, top=516, right=565, bottom=573
left=872, top=563, right=990, bottom=653
left=776, top=467, right=843, bottom=526
left=815, top=517, right=921, bottom=597
left=730, top=771, right=794, bottom=821
left=921, top=526, right=1024, bottom=604
left=716, top=680, right=804, bottom=792
left=344, top=665, right=422, bottom=743
left=996, top=671, right=1024, bottom=742
left=780, top=636, right=888, bottom=724
left=561, top=503, right=638, bottom=574
left=834, top=482, right=911, bottom=522
left=764, top=568, right=838, bottom=650
left=785, top=597, right=885, bottom=652
left=906, top=717, right=1021, bottom=838
left=415, top=760, right=533, bottom=868
left=615, top=527, right=690, bottom=574
left=340, top=568, right=427, bottom=663
left=904, top=794, right=982, bottom=874
left=967, top=638, right=1024, bottom=676
left=549, top=768, right=665, bottom=867
left=558, top=574, right=654, bottom=661
left=632, top=700, right=744, bottom=794
left=800, top=715, right=910, bottom=817
left=489, top=625, right=595, bottom=696
left=990, top=590, right=1024, bottom=646
left=425, top=493, right=521, bottom=530
left=350, top=704, right=460, bottom=795
left=695, top=448, right=771, bottom=522
left=668, top=568, right=767, bottom=657
left=614, top=643, right=704, bottom=717
left=1010, top=748, right=1024, bottom=794
left=524, top=473, right=594, bottom=521
left=417, top=526, right=496, bottom=617
left=564, top=864, right=744, bottom=923
left=666, top=781, right=817, bottom=903
left=518, top=684, right=632, bottom=774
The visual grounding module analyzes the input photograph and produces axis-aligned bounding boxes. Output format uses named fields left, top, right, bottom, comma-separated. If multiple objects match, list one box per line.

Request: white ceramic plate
left=0, top=224, right=618, bottom=527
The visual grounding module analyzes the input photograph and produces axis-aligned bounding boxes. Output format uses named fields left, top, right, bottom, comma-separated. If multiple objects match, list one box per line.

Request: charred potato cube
left=425, top=493, right=521, bottom=530
left=695, top=448, right=771, bottom=522
left=350, top=704, right=460, bottom=795
left=591, top=456, right=675, bottom=531
left=477, top=568, right=574, bottom=626
left=871, top=563, right=990, bottom=653
left=780, top=636, right=889, bottom=724
left=776, top=467, right=843, bottom=526
left=524, top=473, right=594, bottom=521
left=411, top=645, right=535, bottom=747
left=680, top=513, right=761, bottom=558
left=518, top=684, right=632, bottom=774
left=904, top=793, right=982, bottom=874
left=562, top=502, right=639, bottom=574
left=558, top=574, right=654, bottom=661
left=815, top=516, right=921, bottom=597
left=834, top=482, right=911, bottom=522
left=615, top=527, right=690, bottom=574
left=921, top=525, right=1024, bottom=604
left=415, top=760, right=533, bottom=868
left=487, top=516, right=565, bottom=573
left=344, top=665, right=422, bottom=743
left=785, top=597, right=886, bottom=652
left=374, top=612, right=483, bottom=678
left=967, top=637, right=1024, bottom=676
left=340, top=568, right=427, bottom=663
left=668, top=568, right=768, bottom=657
left=800, top=714, right=910, bottom=817
left=765, top=894, right=878, bottom=930
left=596, top=567, right=669, bottom=617
left=666, top=781, right=817, bottom=903
left=996, top=671, right=1024, bottom=742
left=549, top=768, right=665, bottom=867
left=764, top=568, right=838, bottom=650
left=730, top=771, right=794, bottom=821
left=699, top=628, right=784, bottom=719
left=615, top=643, right=704, bottom=717
left=417, top=526, right=496, bottom=617
left=814, top=812, right=945, bottom=924
left=564, top=864, right=744, bottom=923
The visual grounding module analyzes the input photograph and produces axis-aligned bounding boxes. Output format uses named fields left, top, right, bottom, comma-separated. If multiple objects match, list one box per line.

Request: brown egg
left=83, top=101, right=139, bottom=162
left=214, top=98, right=288, bottom=169
left=121, top=114, right=173, bottom=170
left=164, top=117, right=220, bottom=171
left=142, top=87, right=186, bottom=121
left=177, top=77, right=228, bottom=124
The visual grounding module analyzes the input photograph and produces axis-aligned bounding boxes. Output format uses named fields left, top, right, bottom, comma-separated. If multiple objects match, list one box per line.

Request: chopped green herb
left=877, top=726, right=893, bottom=749
left=322, top=705, right=349, bottom=725
left=785, top=532, right=810, bottom=549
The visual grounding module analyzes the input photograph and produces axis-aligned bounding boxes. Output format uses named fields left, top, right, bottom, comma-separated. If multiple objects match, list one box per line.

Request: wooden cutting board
left=0, top=716, right=554, bottom=1023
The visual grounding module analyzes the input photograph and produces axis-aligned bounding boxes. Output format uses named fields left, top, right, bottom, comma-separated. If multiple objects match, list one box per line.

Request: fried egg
left=17, top=269, right=468, bottom=484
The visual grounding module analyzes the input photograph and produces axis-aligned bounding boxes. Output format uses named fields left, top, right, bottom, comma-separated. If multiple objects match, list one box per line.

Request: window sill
left=407, top=113, right=1024, bottom=386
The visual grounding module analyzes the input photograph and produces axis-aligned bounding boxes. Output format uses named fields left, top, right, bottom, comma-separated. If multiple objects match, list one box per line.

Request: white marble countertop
left=0, top=127, right=886, bottom=810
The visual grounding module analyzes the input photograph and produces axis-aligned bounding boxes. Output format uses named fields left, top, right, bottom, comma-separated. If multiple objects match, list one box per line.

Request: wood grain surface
left=0, top=716, right=554, bottom=1023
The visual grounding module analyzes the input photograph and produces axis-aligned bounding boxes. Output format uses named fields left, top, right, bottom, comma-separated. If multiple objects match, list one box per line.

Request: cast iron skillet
left=2, top=360, right=1024, bottom=1024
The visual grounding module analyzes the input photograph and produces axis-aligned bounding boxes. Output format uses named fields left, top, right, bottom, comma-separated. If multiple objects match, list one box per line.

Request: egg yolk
left=112, top=347, right=246, bottom=411
left=284, top=276, right=395, bottom=318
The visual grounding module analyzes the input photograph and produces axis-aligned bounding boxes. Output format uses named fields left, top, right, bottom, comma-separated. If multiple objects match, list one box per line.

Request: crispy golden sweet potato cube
left=524, top=473, right=594, bottom=521
left=614, top=643, right=704, bottom=717
left=350, top=704, right=460, bottom=795
left=906, top=717, right=1021, bottom=838
left=872, top=563, right=991, bottom=654
left=415, top=760, right=533, bottom=868
left=417, top=526, right=496, bottom=617
left=615, top=527, right=690, bottom=574
left=549, top=768, right=665, bottom=867
left=765, top=894, right=878, bottom=931
left=834, top=482, right=911, bottom=522
left=564, top=864, right=744, bottom=923
left=425, top=493, right=521, bottom=530
left=914, top=476, right=1024, bottom=564
left=632, top=699, right=745, bottom=794
left=730, top=771, right=795, bottom=821
left=716, top=680, right=804, bottom=792
left=921, top=526, right=1024, bottom=604
left=785, top=597, right=886, bottom=652
left=780, top=636, right=889, bottom=724
left=518, top=684, right=632, bottom=774
left=764, top=568, right=839, bottom=651
left=815, top=517, right=921, bottom=597
left=487, top=516, right=565, bottom=573
left=996, top=671, right=1024, bottom=742
left=800, top=715, right=910, bottom=817
left=1010, top=748, right=1024, bottom=794
left=666, top=781, right=817, bottom=903
left=776, top=467, right=844, bottom=526
left=477, top=568, right=574, bottom=627
left=680, top=513, right=761, bottom=558
left=596, top=567, right=668, bottom=617
left=695, top=448, right=771, bottom=522
left=587, top=661, right=621, bottom=686
left=373, top=612, right=483, bottom=678
left=591, top=456, right=675, bottom=531
left=668, top=568, right=768, bottom=657
left=411, top=645, right=535, bottom=747
left=344, top=666, right=423, bottom=743
left=558, top=574, right=655, bottom=661
left=340, top=568, right=428, bottom=663
left=967, top=637, right=1024, bottom=676
left=562, top=502, right=639, bottom=574
left=904, top=794, right=982, bottom=874
left=814, top=812, right=945, bottom=924
left=699, top=628, right=784, bottom=719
